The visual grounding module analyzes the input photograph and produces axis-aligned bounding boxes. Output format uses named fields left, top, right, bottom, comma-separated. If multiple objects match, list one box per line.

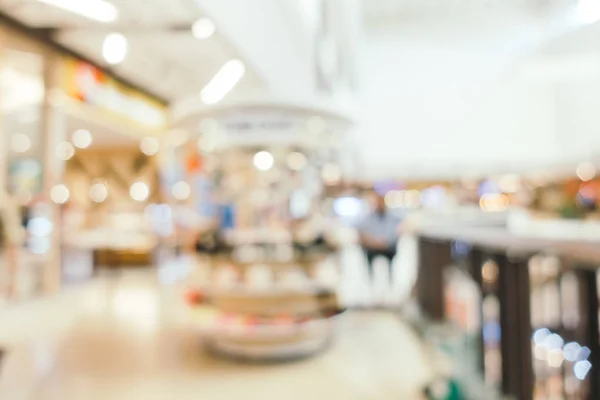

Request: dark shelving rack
left=416, top=226, right=600, bottom=400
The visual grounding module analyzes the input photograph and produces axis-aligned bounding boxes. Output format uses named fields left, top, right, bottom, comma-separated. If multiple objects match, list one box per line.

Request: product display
left=186, top=239, right=342, bottom=361
left=529, top=256, right=592, bottom=400
left=170, top=99, right=350, bottom=362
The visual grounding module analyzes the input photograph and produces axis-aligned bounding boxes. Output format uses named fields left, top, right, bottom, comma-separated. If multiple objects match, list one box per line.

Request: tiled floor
left=0, top=241, right=432, bottom=400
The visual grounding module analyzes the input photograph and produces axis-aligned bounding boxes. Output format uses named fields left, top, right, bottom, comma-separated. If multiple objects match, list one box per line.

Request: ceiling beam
left=0, top=11, right=169, bottom=105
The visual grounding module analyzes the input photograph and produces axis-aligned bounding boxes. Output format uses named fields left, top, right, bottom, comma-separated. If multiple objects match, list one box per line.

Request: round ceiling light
left=192, top=18, right=216, bottom=39
left=253, top=151, right=274, bottom=171
left=103, top=32, right=128, bottom=65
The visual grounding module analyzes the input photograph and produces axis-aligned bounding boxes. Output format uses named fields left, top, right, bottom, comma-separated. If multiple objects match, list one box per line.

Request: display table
left=187, top=246, right=342, bottom=362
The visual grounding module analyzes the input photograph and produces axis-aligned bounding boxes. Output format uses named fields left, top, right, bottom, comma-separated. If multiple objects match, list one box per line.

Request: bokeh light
left=172, top=181, right=191, bottom=200
left=140, top=137, right=160, bottom=156
left=287, top=152, right=308, bottom=171
left=11, top=133, right=31, bottom=153
left=50, top=184, right=70, bottom=204
left=576, top=162, right=596, bottom=181
left=321, top=163, right=342, bottom=185
left=72, top=129, right=93, bottom=149
left=103, top=32, right=128, bottom=65
left=479, top=193, right=509, bottom=212
left=192, top=18, right=216, bottom=39
left=130, top=182, right=150, bottom=202
left=89, top=182, right=108, bottom=203
left=253, top=151, right=274, bottom=171
left=56, top=141, right=75, bottom=160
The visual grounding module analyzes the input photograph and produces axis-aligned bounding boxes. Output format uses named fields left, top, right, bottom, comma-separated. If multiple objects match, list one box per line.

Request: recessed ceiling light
left=253, top=151, right=274, bottom=171
left=201, top=59, right=246, bottom=105
left=192, top=18, right=216, bottom=39
left=37, top=0, right=118, bottom=23
left=103, top=33, right=128, bottom=65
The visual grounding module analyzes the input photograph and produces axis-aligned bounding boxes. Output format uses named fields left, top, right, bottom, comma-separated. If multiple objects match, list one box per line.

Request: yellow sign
left=63, top=58, right=167, bottom=131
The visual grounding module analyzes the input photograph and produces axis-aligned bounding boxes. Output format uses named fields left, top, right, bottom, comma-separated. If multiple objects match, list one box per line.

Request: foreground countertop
left=418, top=224, right=600, bottom=266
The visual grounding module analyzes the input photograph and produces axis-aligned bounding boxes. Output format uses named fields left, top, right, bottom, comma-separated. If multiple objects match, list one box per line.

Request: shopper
left=358, top=193, right=401, bottom=286
left=0, top=188, right=25, bottom=299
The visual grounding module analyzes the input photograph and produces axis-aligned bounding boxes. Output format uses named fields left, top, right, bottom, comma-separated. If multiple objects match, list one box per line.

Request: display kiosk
left=170, top=97, right=352, bottom=361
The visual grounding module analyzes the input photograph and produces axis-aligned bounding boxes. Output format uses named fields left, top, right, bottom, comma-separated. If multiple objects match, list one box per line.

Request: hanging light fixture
left=192, top=18, right=216, bottom=39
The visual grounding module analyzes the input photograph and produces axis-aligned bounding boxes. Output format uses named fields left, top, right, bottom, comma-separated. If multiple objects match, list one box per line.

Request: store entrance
left=58, top=114, right=160, bottom=283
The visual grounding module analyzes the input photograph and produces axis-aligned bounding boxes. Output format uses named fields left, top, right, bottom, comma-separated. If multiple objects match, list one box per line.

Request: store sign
left=221, top=111, right=304, bottom=144
left=64, top=59, right=167, bottom=130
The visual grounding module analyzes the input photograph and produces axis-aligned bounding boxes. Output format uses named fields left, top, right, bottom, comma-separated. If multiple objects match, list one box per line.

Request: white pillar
left=40, top=51, right=67, bottom=294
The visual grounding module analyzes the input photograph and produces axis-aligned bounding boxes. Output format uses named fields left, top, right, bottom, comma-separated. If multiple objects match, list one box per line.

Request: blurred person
left=0, top=188, right=26, bottom=299
left=358, top=193, right=401, bottom=287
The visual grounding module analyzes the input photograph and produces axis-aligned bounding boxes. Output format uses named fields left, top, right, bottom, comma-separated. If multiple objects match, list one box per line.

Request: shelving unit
left=416, top=226, right=600, bottom=400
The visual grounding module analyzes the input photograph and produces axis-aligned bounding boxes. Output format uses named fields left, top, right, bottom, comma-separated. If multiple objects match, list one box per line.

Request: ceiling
left=0, top=0, right=268, bottom=102
left=3, top=0, right=600, bottom=180
left=352, top=0, right=600, bottom=179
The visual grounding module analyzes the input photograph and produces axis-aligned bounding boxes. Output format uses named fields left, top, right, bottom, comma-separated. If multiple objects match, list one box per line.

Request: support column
left=0, top=30, right=6, bottom=193
left=40, top=50, right=66, bottom=294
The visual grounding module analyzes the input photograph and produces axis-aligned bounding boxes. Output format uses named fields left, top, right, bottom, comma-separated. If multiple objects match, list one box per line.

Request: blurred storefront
left=0, top=23, right=168, bottom=301
left=56, top=58, right=168, bottom=280
left=0, top=24, right=51, bottom=301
